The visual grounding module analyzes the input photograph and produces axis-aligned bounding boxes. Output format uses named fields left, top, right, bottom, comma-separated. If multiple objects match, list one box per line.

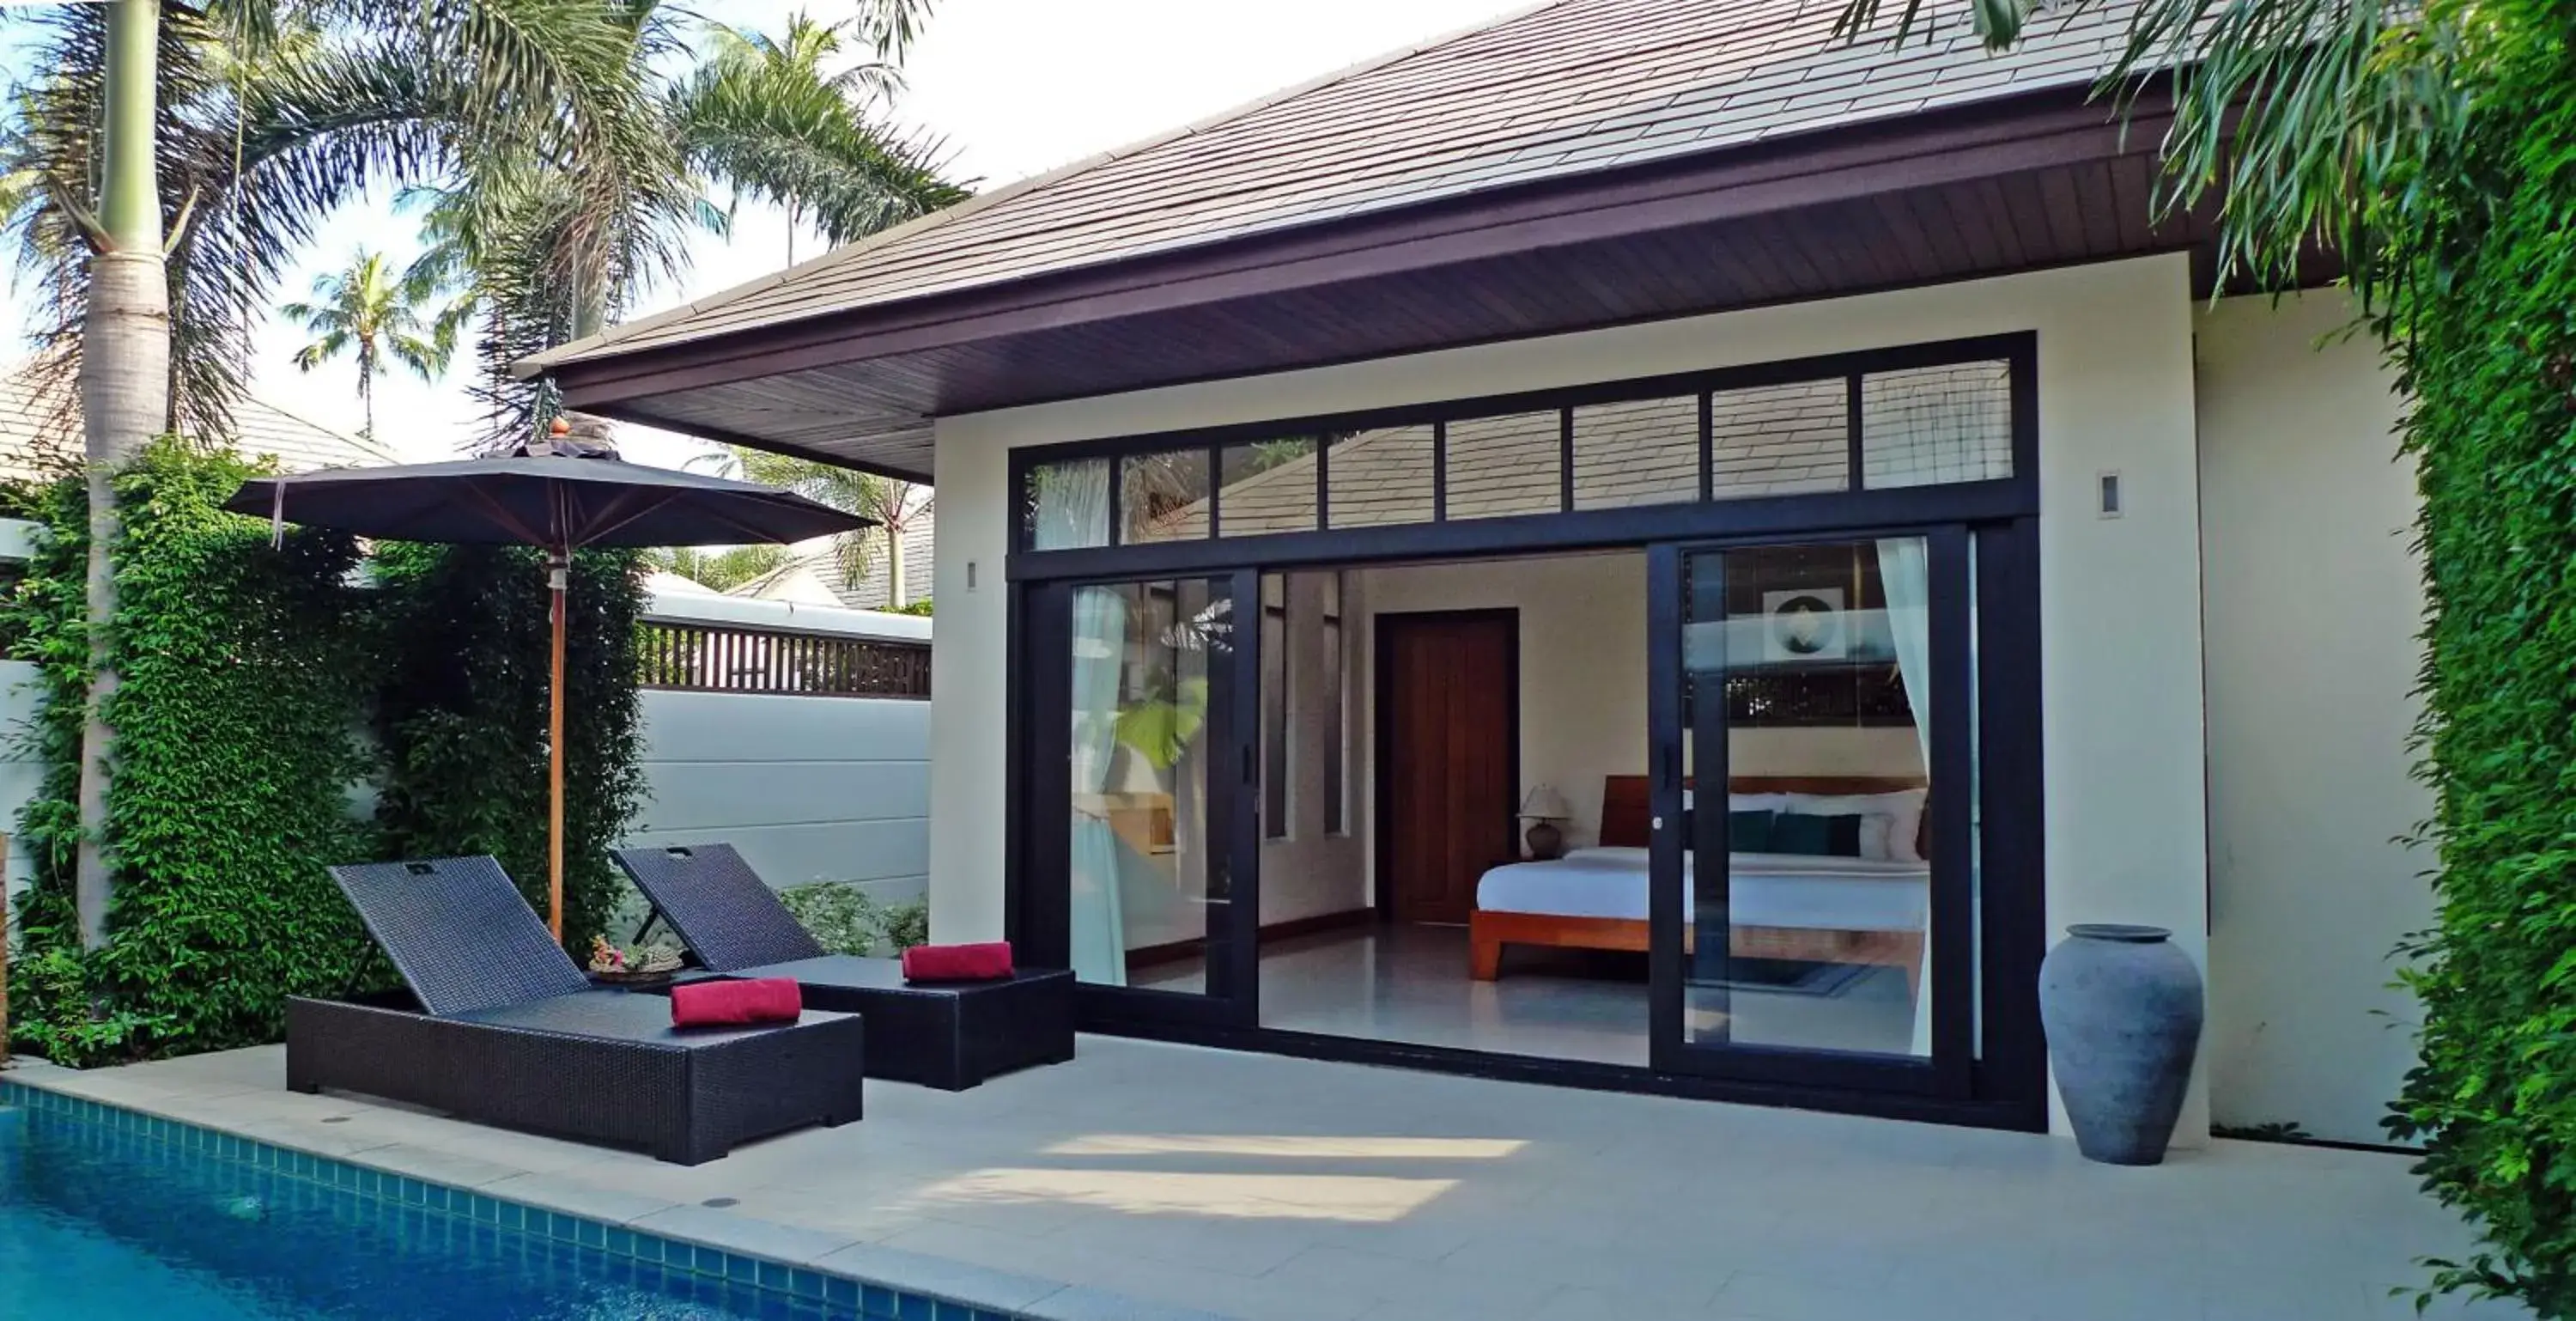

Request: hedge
left=2379, top=3, right=2576, bottom=1315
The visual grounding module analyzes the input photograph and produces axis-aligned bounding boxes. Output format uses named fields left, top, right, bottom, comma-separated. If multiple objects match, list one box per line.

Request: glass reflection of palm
left=1773, top=594, right=1838, bottom=657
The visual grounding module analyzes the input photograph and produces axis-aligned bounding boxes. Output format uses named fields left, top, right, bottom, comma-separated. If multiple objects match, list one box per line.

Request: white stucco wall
left=1257, top=570, right=1369, bottom=925
left=2196, top=292, right=2427, bottom=1145
left=932, top=254, right=2211, bottom=1141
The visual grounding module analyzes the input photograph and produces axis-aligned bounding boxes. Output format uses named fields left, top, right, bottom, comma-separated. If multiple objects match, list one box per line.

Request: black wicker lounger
left=615, top=844, right=1074, bottom=1091
left=288, top=856, right=866, bottom=1165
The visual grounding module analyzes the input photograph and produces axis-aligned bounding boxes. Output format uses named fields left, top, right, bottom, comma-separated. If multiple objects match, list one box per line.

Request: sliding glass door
left=1645, top=529, right=1984, bottom=1096
left=1025, top=570, right=1262, bottom=1029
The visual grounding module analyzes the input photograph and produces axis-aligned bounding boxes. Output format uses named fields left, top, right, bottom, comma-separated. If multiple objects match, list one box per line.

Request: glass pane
left=1325, top=426, right=1434, bottom=527
left=1710, top=380, right=1848, bottom=499
left=1444, top=411, right=1561, bottom=520
left=1025, top=459, right=1111, bottom=550
left=1683, top=539, right=1930, bottom=1058
left=1572, top=396, right=1698, bottom=509
left=1322, top=573, right=1346, bottom=836
left=1120, top=450, right=1211, bottom=544
left=1262, top=575, right=1290, bottom=840
left=1861, top=361, right=2013, bottom=488
left=1218, top=440, right=1320, bottom=537
left=1069, top=579, right=1231, bottom=992
left=1968, top=537, right=1983, bottom=1058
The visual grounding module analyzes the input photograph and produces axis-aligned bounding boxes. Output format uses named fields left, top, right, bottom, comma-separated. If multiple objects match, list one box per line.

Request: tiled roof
left=0, top=365, right=397, bottom=480
left=526, top=0, right=2133, bottom=372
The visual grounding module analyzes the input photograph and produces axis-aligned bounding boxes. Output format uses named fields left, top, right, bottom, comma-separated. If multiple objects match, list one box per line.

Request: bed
left=1467, top=776, right=1929, bottom=988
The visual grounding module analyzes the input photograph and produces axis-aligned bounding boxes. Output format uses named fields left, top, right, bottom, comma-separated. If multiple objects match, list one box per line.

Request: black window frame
left=1011, top=333, right=2038, bottom=578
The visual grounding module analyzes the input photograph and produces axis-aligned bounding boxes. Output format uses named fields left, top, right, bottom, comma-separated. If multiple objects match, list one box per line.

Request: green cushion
left=1726, top=809, right=1775, bottom=852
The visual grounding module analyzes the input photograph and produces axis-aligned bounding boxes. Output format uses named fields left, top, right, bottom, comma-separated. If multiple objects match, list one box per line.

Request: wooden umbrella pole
left=548, top=551, right=568, bottom=944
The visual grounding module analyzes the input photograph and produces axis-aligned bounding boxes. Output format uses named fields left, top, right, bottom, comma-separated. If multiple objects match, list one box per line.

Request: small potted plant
left=587, top=935, right=684, bottom=986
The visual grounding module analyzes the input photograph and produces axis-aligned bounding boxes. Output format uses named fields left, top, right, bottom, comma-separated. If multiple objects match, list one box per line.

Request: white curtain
left=1044, top=457, right=1126, bottom=985
left=1032, top=458, right=1110, bottom=551
left=1875, top=537, right=1936, bottom=1058
left=1069, top=585, right=1130, bottom=985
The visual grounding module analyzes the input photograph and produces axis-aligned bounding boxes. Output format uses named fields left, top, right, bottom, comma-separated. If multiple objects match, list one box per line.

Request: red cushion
left=670, top=977, right=801, bottom=1027
left=901, top=941, right=1014, bottom=983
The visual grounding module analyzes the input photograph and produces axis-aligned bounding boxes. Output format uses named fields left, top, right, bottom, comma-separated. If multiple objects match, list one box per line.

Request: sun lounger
left=614, top=844, right=1072, bottom=1090
left=287, top=856, right=865, bottom=1164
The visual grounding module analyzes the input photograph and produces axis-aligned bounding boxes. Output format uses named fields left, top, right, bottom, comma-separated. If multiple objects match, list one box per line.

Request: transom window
left=1018, top=342, right=2020, bottom=551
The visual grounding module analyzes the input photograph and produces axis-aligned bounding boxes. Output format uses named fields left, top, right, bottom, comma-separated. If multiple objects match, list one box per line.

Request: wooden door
left=1379, top=611, right=1517, bottom=925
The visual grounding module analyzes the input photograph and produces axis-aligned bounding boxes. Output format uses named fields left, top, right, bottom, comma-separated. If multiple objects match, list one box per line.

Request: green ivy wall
left=1, top=443, right=647, bottom=1066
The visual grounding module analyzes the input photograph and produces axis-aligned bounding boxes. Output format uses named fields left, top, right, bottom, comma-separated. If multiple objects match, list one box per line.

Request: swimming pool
left=0, top=1086, right=1006, bottom=1321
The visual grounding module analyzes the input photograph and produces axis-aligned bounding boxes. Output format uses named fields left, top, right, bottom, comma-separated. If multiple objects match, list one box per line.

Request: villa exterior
left=522, top=0, right=2427, bottom=1149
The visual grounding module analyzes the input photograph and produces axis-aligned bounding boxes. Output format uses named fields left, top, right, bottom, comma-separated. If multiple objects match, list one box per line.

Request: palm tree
left=281, top=248, right=464, bottom=442
left=690, top=12, right=905, bottom=266
left=723, top=448, right=930, bottom=607
left=364, top=0, right=969, bottom=447
left=0, top=0, right=953, bottom=938
left=652, top=544, right=789, bottom=593
left=1828, top=1, right=2450, bottom=295
left=3, top=0, right=408, bottom=948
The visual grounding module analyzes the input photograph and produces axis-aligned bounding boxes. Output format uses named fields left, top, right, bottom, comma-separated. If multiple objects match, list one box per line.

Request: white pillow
left=1783, top=789, right=1926, bottom=863
left=1856, top=814, right=1894, bottom=862
left=1681, top=790, right=1789, bottom=820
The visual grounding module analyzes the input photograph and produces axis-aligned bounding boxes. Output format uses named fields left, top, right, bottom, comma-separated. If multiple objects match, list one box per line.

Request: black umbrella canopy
left=223, top=436, right=873, bottom=550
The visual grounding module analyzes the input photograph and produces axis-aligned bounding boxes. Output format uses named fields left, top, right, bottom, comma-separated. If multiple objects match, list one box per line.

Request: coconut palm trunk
left=73, top=0, right=170, bottom=950
left=883, top=518, right=905, bottom=607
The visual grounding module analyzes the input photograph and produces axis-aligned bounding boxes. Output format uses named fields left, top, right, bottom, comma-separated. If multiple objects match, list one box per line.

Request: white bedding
left=1475, top=846, right=1926, bottom=933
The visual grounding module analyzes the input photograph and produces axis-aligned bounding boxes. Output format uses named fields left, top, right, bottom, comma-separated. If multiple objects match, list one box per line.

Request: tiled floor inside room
left=1137, top=923, right=1917, bottom=1065
left=3, top=1036, right=2527, bottom=1321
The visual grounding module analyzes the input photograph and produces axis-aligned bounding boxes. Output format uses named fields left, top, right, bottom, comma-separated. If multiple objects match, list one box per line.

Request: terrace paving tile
left=4, top=1036, right=2530, bottom=1321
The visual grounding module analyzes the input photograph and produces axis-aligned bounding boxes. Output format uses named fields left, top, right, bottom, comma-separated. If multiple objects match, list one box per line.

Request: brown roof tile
left=525, top=0, right=2133, bottom=373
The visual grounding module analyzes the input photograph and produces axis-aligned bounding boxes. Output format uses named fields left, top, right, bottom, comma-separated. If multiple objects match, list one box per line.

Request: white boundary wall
left=0, top=561, right=930, bottom=908
left=630, top=588, right=931, bottom=901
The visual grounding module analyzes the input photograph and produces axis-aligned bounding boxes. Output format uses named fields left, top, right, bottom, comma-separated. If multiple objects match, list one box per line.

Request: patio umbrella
left=227, top=428, right=873, bottom=941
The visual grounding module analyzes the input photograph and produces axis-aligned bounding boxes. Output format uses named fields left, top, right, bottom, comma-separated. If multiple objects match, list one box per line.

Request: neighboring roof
left=526, top=0, right=2130, bottom=374
left=0, top=365, right=398, bottom=480
left=729, top=515, right=934, bottom=610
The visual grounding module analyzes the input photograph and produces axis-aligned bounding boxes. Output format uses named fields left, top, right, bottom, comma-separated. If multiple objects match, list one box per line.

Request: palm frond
left=1825, top=0, right=2465, bottom=304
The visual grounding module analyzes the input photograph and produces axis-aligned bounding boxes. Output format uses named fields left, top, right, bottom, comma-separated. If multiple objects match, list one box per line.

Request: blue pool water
left=0, top=1095, right=914, bottom=1321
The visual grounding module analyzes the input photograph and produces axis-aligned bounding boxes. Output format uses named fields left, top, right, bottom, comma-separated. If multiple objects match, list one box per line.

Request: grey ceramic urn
left=2038, top=923, right=2204, bottom=1166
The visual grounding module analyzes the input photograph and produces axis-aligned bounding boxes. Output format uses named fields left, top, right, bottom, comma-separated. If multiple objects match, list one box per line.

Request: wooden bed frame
left=1467, top=775, right=1928, bottom=989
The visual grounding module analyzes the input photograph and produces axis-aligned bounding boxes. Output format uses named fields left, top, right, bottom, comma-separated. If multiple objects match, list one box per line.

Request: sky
left=2, top=0, right=1528, bottom=472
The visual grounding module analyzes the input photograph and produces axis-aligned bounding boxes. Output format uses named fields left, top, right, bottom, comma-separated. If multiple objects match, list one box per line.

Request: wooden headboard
left=1597, top=775, right=1929, bottom=849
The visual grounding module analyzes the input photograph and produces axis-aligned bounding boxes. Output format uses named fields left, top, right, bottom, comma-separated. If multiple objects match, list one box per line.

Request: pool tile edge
left=0, top=1068, right=1212, bottom=1321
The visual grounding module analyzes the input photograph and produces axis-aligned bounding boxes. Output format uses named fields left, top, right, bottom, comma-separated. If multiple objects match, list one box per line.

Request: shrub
left=777, top=881, right=929, bottom=955
left=368, top=541, right=647, bottom=954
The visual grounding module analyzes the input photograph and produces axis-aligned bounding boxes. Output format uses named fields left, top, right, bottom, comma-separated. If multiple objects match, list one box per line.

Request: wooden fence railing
left=638, top=620, right=930, bottom=698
